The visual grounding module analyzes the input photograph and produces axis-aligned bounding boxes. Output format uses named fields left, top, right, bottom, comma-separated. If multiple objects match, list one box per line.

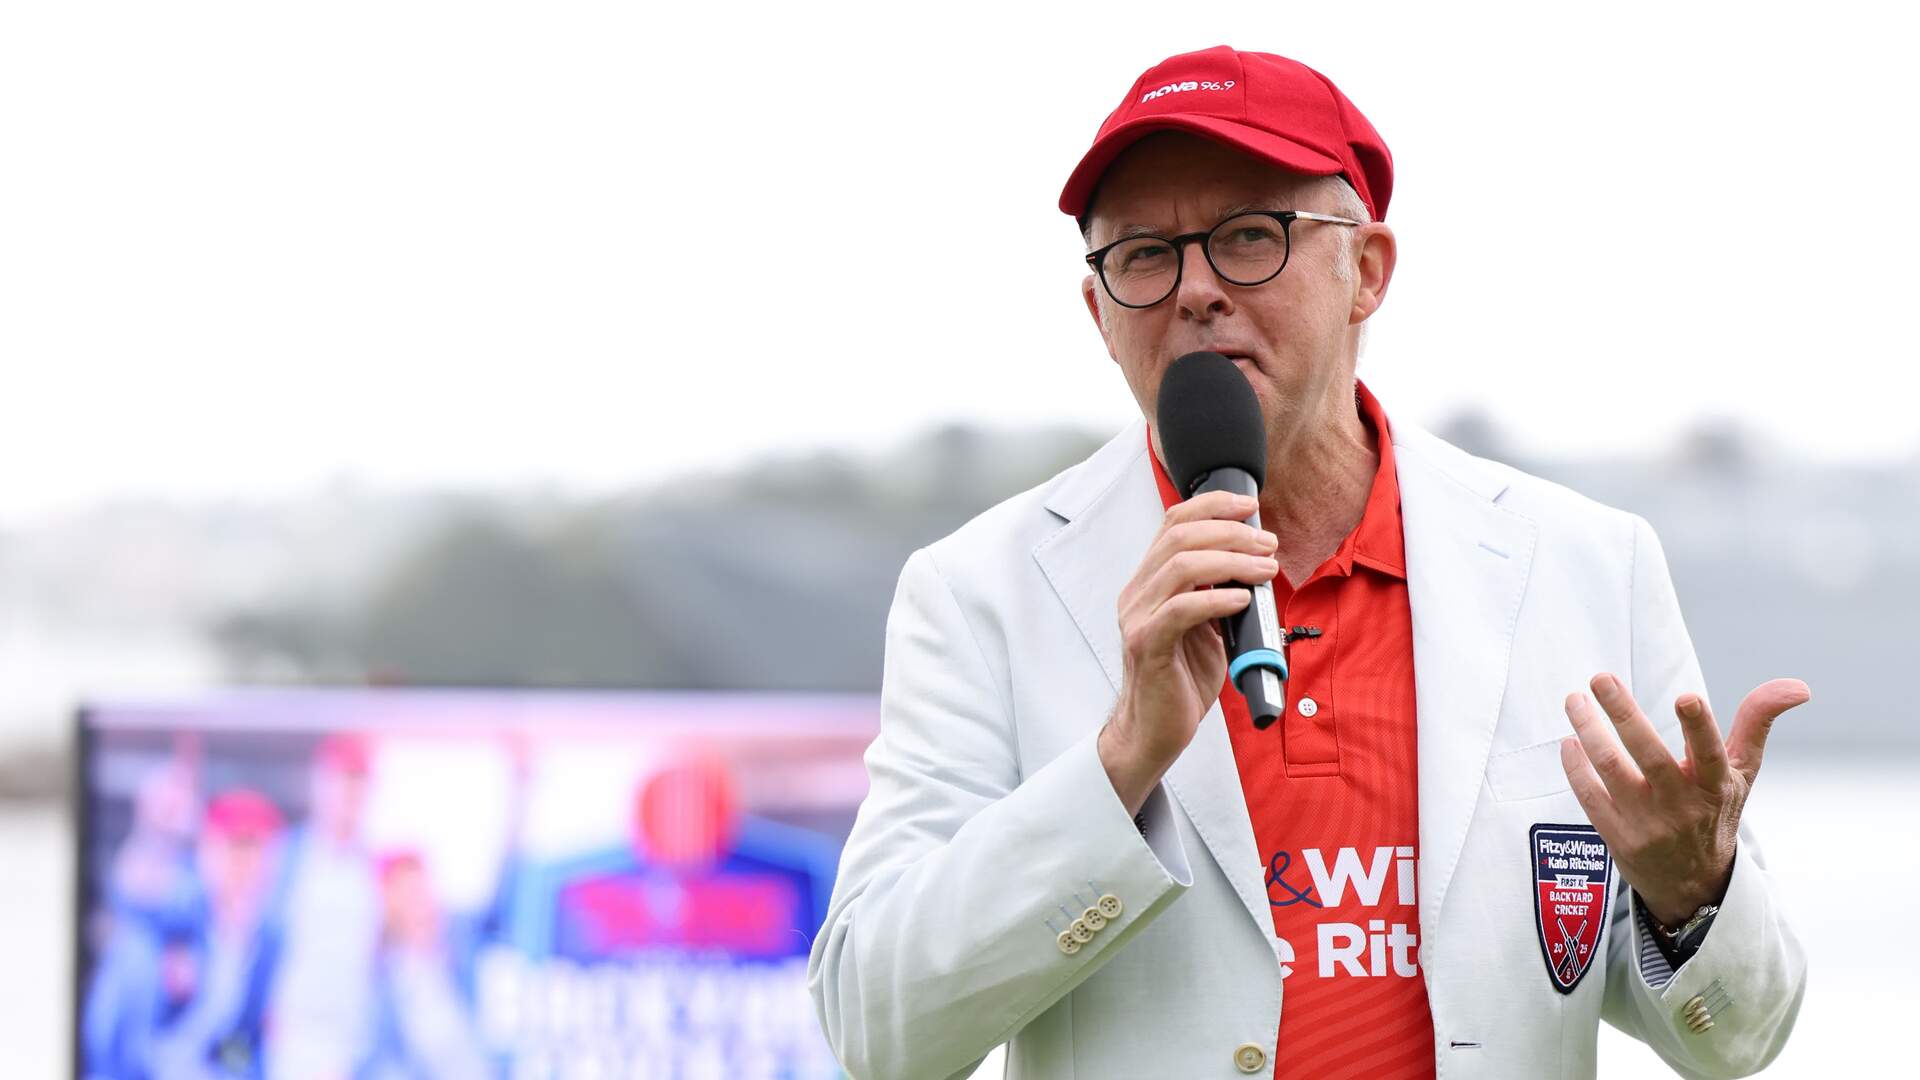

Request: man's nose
left=1173, top=239, right=1232, bottom=320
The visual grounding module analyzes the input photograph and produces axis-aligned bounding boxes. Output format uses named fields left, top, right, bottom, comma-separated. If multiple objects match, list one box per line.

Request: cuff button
left=1097, top=893, right=1123, bottom=919
left=1056, top=930, right=1082, bottom=955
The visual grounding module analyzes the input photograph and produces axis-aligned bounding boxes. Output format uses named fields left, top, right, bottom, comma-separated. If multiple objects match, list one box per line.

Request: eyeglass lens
left=1097, top=213, right=1290, bottom=307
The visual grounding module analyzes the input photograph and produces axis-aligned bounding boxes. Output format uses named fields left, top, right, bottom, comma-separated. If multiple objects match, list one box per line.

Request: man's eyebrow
left=1108, top=221, right=1165, bottom=242
left=1215, top=196, right=1303, bottom=221
left=1103, top=198, right=1299, bottom=242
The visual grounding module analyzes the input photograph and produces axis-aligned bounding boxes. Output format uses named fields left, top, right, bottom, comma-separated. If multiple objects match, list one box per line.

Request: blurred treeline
left=213, top=423, right=1101, bottom=689
left=1, top=413, right=1910, bottom=797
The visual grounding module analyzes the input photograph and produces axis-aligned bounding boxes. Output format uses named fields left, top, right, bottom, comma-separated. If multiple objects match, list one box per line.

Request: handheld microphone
left=1155, top=351, right=1287, bottom=729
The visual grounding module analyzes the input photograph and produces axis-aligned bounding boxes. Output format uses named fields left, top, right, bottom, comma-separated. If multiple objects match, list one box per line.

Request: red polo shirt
left=1148, top=378, right=1434, bottom=1078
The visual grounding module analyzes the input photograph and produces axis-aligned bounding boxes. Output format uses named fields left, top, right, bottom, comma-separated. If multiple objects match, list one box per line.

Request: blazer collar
left=1034, top=405, right=1536, bottom=962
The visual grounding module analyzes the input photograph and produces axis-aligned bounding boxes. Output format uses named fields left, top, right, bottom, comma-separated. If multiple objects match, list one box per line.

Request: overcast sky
left=4, top=1, right=1915, bottom=524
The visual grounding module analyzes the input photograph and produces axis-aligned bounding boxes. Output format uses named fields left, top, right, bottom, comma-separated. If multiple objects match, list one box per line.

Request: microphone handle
left=1191, top=467, right=1287, bottom=728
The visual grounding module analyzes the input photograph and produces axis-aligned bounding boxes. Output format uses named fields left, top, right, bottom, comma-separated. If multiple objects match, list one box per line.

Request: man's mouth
left=1167, top=349, right=1260, bottom=374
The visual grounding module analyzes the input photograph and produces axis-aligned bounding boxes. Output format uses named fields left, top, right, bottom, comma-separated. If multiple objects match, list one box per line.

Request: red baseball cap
left=1059, top=46, right=1393, bottom=223
left=203, top=789, right=285, bottom=842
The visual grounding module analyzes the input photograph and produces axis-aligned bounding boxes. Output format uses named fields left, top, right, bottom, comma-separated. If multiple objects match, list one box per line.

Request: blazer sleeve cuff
left=1624, top=837, right=1807, bottom=1075
left=1040, top=723, right=1195, bottom=929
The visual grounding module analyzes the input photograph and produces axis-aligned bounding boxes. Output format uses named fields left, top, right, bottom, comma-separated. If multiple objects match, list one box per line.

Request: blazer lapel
left=1392, top=423, right=1537, bottom=959
left=1034, top=419, right=1274, bottom=940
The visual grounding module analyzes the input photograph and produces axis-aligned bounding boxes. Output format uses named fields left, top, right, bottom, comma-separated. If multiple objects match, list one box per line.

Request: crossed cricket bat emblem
left=1555, top=916, right=1589, bottom=983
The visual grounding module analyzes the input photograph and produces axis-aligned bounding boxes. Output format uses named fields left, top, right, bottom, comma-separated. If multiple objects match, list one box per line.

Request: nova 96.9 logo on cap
left=1530, top=822, right=1612, bottom=994
left=1140, top=79, right=1235, bottom=104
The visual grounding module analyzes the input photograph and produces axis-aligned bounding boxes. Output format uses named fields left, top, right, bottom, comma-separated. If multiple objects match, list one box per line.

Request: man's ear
left=1081, top=274, right=1118, bottom=361
left=1349, top=223, right=1397, bottom=326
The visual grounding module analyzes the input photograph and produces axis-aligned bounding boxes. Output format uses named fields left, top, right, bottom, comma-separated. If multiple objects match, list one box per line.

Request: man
left=361, top=851, right=491, bottom=1079
left=82, top=761, right=206, bottom=1079
left=808, top=46, right=1807, bottom=1079
left=263, top=734, right=382, bottom=1079
left=86, top=788, right=287, bottom=1080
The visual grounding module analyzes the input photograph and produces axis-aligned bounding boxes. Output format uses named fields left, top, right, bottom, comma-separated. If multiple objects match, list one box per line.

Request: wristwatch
left=1650, top=900, right=1719, bottom=955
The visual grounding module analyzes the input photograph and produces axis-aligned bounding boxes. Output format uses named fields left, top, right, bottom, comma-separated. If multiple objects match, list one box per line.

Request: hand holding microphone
left=1099, top=352, right=1283, bottom=815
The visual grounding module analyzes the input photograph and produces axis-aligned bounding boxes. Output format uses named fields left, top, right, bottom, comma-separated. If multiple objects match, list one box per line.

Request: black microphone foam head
left=1155, top=351, right=1268, bottom=495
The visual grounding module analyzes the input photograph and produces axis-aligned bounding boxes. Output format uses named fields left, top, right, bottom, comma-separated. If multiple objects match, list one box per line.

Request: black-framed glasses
left=1084, top=209, right=1363, bottom=309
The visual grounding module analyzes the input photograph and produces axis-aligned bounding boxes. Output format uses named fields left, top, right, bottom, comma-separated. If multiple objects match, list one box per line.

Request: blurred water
left=9, top=754, right=1905, bottom=1078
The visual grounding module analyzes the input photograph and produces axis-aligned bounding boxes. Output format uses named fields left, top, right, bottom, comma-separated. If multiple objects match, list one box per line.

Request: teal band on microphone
left=1229, top=648, right=1286, bottom=684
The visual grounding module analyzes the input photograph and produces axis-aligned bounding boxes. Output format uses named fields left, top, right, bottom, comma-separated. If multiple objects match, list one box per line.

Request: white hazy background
left=2, top=1, right=1913, bottom=1077
left=4, top=1, right=1918, bottom=522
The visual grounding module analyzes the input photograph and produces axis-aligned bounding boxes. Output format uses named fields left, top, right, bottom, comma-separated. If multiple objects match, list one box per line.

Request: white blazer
left=807, top=409, right=1805, bottom=1079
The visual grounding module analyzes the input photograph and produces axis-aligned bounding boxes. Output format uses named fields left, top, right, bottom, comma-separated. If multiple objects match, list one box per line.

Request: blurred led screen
left=75, top=689, right=876, bottom=1079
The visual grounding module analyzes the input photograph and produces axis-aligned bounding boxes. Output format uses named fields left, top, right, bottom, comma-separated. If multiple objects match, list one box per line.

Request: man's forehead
left=1104, top=194, right=1302, bottom=237
left=1086, top=132, right=1322, bottom=237
left=1092, top=181, right=1319, bottom=244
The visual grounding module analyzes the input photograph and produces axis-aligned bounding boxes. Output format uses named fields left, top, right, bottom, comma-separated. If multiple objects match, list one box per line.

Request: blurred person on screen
left=262, top=734, right=382, bottom=1080
left=82, top=761, right=208, bottom=1078
left=86, top=788, right=287, bottom=1080
left=360, top=851, right=491, bottom=1079
left=360, top=739, right=530, bottom=1078
left=105, top=760, right=204, bottom=943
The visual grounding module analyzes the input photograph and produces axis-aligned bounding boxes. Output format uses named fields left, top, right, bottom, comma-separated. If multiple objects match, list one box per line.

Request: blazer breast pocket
left=1486, top=736, right=1576, bottom=802
left=1486, top=722, right=1685, bottom=802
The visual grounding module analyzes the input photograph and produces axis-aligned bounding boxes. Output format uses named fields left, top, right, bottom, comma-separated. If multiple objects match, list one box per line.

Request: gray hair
left=1321, top=175, right=1373, bottom=356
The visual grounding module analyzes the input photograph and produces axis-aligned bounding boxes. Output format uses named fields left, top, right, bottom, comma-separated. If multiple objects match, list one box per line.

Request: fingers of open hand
left=1726, top=678, right=1813, bottom=784
left=1558, top=737, right=1623, bottom=834
left=1673, top=694, right=1730, bottom=788
left=1564, top=688, right=1644, bottom=796
left=1588, top=673, right=1683, bottom=786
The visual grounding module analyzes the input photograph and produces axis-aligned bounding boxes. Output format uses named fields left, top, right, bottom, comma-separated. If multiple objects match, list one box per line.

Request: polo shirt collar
left=1146, top=376, right=1405, bottom=582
